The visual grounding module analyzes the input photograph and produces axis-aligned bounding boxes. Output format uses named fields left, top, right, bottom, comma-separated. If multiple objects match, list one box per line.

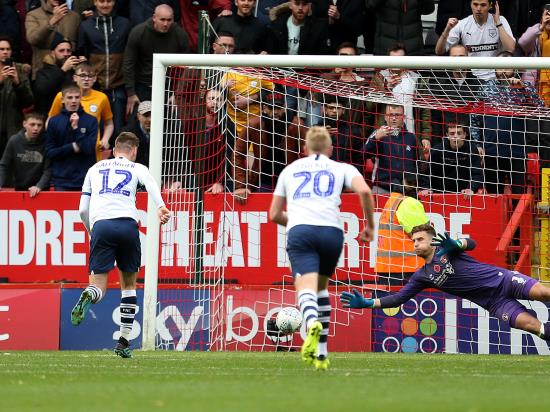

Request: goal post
left=143, top=53, right=550, bottom=353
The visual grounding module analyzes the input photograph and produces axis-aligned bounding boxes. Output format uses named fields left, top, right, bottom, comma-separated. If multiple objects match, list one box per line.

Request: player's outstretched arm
left=431, top=232, right=476, bottom=257
left=340, top=289, right=378, bottom=309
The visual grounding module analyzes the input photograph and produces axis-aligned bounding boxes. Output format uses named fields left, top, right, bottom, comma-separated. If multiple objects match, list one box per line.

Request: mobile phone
left=489, top=0, right=496, bottom=13
left=545, top=4, right=550, bottom=12
left=58, top=0, right=66, bottom=5
left=3, top=58, right=13, bottom=66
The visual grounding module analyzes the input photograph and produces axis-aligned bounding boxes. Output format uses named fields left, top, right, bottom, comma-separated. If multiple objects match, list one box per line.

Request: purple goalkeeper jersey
left=378, top=248, right=512, bottom=309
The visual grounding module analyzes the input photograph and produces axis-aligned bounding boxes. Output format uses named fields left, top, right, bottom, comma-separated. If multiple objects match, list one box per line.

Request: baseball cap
left=137, top=101, right=152, bottom=115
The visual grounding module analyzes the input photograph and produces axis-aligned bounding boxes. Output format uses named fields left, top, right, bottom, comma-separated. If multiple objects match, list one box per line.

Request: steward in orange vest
left=376, top=174, right=428, bottom=285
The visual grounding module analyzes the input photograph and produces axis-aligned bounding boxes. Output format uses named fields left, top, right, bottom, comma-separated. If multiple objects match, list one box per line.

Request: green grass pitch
left=1, top=351, right=549, bottom=412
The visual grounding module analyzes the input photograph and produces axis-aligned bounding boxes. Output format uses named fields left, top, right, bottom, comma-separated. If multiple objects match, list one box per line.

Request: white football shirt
left=81, top=157, right=165, bottom=229
left=446, top=14, right=514, bottom=80
left=273, top=154, right=361, bottom=231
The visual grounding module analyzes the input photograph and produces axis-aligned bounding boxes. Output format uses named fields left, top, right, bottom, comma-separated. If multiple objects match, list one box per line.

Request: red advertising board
left=0, top=192, right=507, bottom=284
left=0, top=287, right=60, bottom=350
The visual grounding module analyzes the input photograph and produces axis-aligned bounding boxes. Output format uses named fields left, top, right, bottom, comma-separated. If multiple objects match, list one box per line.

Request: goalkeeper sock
left=298, top=289, right=318, bottom=330
left=85, top=285, right=103, bottom=304
left=317, top=289, right=330, bottom=358
left=119, top=290, right=137, bottom=342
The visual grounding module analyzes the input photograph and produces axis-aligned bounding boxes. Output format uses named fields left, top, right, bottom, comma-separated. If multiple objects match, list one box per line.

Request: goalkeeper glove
left=340, top=289, right=374, bottom=309
left=431, top=232, right=463, bottom=257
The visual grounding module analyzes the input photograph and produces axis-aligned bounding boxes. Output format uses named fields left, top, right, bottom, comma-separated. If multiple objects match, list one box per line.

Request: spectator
left=367, top=43, right=432, bottom=151
left=518, top=5, right=550, bottom=103
left=367, top=0, right=435, bottom=56
left=0, top=112, right=50, bottom=196
left=0, top=35, right=33, bottom=158
left=180, top=0, right=232, bottom=52
left=376, top=172, right=429, bottom=286
left=315, top=95, right=363, bottom=166
left=211, top=31, right=235, bottom=54
left=0, top=0, right=22, bottom=60
left=266, top=0, right=331, bottom=55
left=364, top=104, right=419, bottom=194
left=120, top=100, right=150, bottom=167
left=474, top=50, right=544, bottom=194
left=425, top=122, right=485, bottom=196
left=48, top=62, right=114, bottom=161
left=427, top=43, right=486, bottom=141
left=311, top=0, right=364, bottom=50
left=212, top=0, right=267, bottom=53
left=25, top=0, right=80, bottom=78
left=435, top=0, right=515, bottom=80
left=221, top=60, right=274, bottom=136
left=256, top=0, right=285, bottom=26
left=123, top=4, right=189, bottom=116
left=233, top=89, right=304, bottom=203
left=77, top=0, right=131, bottom=137
left=435, top=0, right=470, bottom=36
left=44, top=84, right=98, bottom=191
left=33, top=33, right=81, bottom=115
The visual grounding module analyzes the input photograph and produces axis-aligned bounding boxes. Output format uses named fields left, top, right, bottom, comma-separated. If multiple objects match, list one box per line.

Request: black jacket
left=266, top=11, right=332, bottom=55
left=33, top=56, right=74, bottom=116
left=427, top=139, right=484, bottom=193
left=312, top=0, right=365, bottom=49
left=121, top=117, right=150, bottom=167
left=367, top=0, right=435, bottom=56
left=212, top=14, right=267, bottom=53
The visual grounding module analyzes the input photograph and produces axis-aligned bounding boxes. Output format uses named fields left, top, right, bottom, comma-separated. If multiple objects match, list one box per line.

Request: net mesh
left=151, top=60, right=549, bottom=354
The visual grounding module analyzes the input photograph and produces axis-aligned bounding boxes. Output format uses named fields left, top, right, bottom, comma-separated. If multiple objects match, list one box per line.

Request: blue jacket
left=44, top=107, right=98, bottom=189
left=364, top=127, right=418, bottom=190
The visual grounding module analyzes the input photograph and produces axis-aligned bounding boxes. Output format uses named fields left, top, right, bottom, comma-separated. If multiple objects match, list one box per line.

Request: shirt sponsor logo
left=468, top=43, right=499, bottom=53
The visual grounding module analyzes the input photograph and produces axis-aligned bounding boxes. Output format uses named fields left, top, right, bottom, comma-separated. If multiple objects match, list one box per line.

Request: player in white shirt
left=435, top=0, right=515, bottom=80
left=71, top=132, right=170, bottom=358
left=269, top=126, right=375, bottom=370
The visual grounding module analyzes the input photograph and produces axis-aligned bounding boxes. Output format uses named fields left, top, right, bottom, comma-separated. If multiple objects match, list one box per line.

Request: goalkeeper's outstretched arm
left=340, top=278, right=426, bottom=309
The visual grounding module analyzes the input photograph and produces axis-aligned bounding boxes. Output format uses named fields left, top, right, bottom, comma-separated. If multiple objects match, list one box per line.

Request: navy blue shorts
left=286, top=225, right=344, bottom=278
left=89, top=218, right=141, bottom=274
left=488, top=271, right=537, bottom=327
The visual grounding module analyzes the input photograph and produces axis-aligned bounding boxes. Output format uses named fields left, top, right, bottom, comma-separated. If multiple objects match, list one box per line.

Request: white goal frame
left=142, top=54, right=550, bottom=350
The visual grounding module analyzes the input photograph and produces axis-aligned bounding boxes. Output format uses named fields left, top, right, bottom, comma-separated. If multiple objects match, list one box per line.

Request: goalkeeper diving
left=340, top=223, right=550, bottom=341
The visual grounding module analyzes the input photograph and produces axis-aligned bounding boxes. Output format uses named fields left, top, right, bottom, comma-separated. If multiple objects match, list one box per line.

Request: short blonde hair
left=114, top=132, right=140, bottom=153
left=305, top=126, right=332, bottom=153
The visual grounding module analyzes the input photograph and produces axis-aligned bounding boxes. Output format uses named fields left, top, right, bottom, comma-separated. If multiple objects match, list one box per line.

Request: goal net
left=143, top=53, right=550, bottom=355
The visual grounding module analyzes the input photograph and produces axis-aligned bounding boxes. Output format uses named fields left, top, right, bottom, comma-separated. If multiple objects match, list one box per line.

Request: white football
left=276, top=307, right=302, bottom=334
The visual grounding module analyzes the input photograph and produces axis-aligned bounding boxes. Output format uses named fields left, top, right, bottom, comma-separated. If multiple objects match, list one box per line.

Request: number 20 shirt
left=273, top=153, right=361, bottom=232
left=81, top=156, right=165, bottom=229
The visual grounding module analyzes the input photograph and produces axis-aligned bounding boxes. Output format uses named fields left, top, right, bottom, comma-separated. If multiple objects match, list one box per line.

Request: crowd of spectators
left=0, top=0, right=548, bottom=200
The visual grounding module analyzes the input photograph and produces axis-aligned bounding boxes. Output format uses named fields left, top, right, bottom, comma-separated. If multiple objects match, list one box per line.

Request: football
left=275, top=307, right=302, bottom=334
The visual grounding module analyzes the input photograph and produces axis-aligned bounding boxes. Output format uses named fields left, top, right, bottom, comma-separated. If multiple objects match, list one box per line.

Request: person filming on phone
left=363, top=104, right=421, bottom=194
left=435, top=0, right=515, bottom=80
left=0, top=35, right=33, bottom=159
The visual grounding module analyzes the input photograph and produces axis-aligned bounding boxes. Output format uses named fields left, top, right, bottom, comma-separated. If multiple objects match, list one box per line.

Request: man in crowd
left=0, top=112, right=51, bottom=196
left=435, top=0, right=515, bottom=79
left=212, top=0, right=267, bottom=54
left=364, top=104, right=420, bottom=194
left=25, top=0, right=80, bottom=78
left=78, top=0, right=131, bottom=136
left=0, top=35, right=33, bottom=158
left=48, top=62, right=114, bottom=161
left=34, top=33, right=82, bottom=116
left=123, top=4, right=189, bottom=116
left=44, top=84, right=98, bottom=191
left=121, top=100, right=151, bottom=167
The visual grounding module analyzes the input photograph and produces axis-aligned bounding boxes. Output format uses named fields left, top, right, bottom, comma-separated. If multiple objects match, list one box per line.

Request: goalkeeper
left=341, top=223, right=550, bottom=341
